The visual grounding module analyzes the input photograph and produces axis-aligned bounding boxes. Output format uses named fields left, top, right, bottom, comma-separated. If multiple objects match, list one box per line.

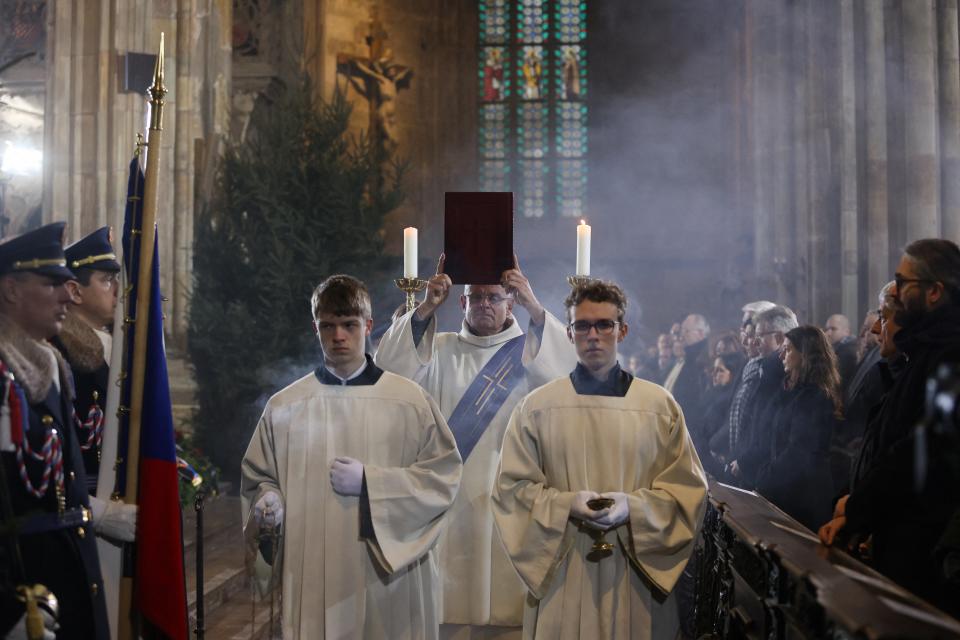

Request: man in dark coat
left=0, top=223, right=110, bottom=639
left=667, top=314, right=712, bottom=453
left=820, top=239, right=960, bottom=618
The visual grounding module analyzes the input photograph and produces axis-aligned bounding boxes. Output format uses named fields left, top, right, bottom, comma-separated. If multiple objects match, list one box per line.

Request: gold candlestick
left=395, top=277, right=427, bottom=313
left=567, top=275, right=594, bottom=288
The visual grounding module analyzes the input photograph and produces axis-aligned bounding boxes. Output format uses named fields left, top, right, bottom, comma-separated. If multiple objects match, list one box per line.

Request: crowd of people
left=624, top=238, right=960, bottom=619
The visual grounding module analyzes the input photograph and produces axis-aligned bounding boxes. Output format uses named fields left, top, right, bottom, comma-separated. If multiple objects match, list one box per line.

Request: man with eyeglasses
left=376, top=254, right=576, bottom=639
left=820, top=239, right=960, bottom=618
left=492, top=279, right=706, bottom=640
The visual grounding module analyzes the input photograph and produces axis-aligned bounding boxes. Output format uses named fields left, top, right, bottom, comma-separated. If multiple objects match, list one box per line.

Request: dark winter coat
left=754, top=384, right=837, bottom=531
left=845, top=303, right=960, bottom=617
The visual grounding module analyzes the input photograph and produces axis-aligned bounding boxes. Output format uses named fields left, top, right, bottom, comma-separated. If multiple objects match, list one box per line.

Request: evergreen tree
left=188, top=78, right=404, bottom=482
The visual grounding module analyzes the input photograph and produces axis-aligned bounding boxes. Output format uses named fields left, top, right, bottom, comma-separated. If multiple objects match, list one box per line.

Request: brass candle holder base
left=567, top=275, right=595, bottom=288
left=395, top=277, right=427, bottom=313
left=585, top=497, right=615, bottom=561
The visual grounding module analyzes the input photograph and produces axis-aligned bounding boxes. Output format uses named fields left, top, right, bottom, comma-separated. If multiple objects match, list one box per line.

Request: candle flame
left=580, top=219, right=585, bottom=225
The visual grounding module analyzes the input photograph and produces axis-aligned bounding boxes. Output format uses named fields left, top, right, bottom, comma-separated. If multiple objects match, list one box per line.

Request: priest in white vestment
left=492, top=280, right=708, bottom=639
left=375, top=256, right=576, bottom=638
left=242, top=275, right=462, bottom=639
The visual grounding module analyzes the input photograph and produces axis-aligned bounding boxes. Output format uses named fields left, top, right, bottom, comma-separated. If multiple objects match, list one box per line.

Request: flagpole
left=118, top=33, right=166, bottom=640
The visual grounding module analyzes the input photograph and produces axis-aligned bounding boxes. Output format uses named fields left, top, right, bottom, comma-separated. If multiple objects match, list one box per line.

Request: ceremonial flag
left=114, top=155, right=188, bottom=639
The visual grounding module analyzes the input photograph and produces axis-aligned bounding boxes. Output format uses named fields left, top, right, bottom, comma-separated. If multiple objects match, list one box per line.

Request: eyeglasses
left=569, top=319, right=619, bottom=335
left=894, top=275, right=933, bottom=291
left=466, top=293, right=510, bottom=305
left=756, top=330, right=782, bottom=338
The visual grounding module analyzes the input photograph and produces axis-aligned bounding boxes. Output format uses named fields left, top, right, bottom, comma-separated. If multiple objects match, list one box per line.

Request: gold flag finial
left=148, top=33, right=167, bottom=130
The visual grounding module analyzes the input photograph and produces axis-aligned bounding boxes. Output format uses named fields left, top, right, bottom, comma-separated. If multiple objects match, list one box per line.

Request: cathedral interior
left=2, top=0, right=960, bottom=638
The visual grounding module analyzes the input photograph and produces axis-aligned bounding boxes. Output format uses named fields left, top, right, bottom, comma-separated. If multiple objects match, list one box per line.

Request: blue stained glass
left=478, top=0, right=588, bottom=218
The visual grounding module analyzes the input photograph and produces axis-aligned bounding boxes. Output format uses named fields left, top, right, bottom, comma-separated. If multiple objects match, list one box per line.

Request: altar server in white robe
left=241, top=274, right=462, bottom=639
left=375, top=255, right=576, bottom=638
left=492, top=279, right=708, bottom=640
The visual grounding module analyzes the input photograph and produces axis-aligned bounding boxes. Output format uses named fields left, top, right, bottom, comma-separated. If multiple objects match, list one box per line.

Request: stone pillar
left=749, top=0, right=777, bottom=284
left=902, top=0, right=941, bottom=240
left=790, top=0, right=813, bottom=320
left=939, top=0, right=960, bottom=243
left=172, top=0, right=197, bottom=343
left=43, top=0, right=226, bottom=346
left=839, top=0, right=859, bottom=320
left=864, top=0, right=890, bottom=301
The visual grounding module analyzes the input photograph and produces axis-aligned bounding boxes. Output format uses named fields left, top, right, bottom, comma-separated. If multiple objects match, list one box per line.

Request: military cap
left=0, top=221, right=75, bottom=280
left=65, top=226, right=121, bottom=273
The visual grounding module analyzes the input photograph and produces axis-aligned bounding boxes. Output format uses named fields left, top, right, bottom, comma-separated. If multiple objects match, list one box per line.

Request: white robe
left=241, top=370, right=463, bottom=639
left=492, top=377, right=708, bottom=640
left=375, top=310, right=577, bottom=628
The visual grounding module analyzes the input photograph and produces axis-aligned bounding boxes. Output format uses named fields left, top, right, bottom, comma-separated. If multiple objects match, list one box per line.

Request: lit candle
left=403, top=227, right=418, bottom=278
left=575, top=219, right=591, bottom=276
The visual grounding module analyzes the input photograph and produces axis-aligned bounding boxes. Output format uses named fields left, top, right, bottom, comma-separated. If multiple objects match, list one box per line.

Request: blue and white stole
left=447, top=334, right=526, bottom=461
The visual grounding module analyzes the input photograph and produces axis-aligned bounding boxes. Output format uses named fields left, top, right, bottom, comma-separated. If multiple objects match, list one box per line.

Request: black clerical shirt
left=569, top=361, right=633, bottom=397
left=314, top=353, right=384, bottom=386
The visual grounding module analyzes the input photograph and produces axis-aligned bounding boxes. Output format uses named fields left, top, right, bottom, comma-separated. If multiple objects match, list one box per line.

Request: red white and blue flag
left=114, top=156, right=188, bottom=639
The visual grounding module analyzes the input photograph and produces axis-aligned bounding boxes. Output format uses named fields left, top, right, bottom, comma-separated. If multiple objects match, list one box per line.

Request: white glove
left=591, top=492, right=630, bottom=531
left=8, top=608, right=57, bottom=639
left=89, top=496, right=137, bottom=542
left=569, top=490, right=603, bottom=526
left=330, top=457, right=364, bottom=496
left=253, top=491, right=284, bottom=530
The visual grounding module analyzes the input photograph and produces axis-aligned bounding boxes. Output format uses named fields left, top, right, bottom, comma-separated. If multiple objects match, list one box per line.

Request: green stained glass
left=520, top=160, right=548, bottom=218
left=554, top=45, right=586, bottom=99
left=557, top=159, right=587, bottom=217
left=480, top=0, right=509, bottom=43
left=480, top=47, right=510, bottom=101
left=517, top=0, right=548, bottom=43
left=477, top=0, right=588, bottom=218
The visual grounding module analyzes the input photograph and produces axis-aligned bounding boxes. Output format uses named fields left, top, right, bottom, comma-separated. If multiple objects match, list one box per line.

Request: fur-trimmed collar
left=56, top=312, right=105, bottom=373
left=0, top=313, right=69, bottom=404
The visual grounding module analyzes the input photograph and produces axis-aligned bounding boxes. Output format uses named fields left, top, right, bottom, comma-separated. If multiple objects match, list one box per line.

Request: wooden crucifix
left=336, top=6, right=414, bottom=153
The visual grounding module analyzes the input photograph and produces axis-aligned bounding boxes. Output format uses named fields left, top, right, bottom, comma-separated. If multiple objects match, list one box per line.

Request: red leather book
left=443, top=192, right=514, bottom=284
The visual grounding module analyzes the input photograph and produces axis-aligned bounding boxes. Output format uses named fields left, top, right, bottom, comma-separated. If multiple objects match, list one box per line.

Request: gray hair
left=741, top=300, right=776, bottom=315
left=755, top=305, right=799, bottom=334
left=878, top=280, right=897, bottom=313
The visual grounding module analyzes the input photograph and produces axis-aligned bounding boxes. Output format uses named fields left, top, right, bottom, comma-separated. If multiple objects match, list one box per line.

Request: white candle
left=403, top=227, right=418, bottom=278
left=575, top=219, right=591, bottom=276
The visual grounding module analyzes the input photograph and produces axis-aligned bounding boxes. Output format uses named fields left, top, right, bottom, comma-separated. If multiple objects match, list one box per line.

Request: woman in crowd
left=753, top=325, right=842, bottom=530
left=702, top=352, right=747, bottom=472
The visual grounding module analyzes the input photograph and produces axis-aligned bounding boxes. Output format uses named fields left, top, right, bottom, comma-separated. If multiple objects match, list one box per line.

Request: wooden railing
left=693, top=480, right=960, bottom=639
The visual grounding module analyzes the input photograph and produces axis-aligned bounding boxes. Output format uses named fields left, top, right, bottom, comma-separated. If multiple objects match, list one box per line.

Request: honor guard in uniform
left=50, top=227, right=121, bottom=495
left=0, top=222, right=110, bottom=638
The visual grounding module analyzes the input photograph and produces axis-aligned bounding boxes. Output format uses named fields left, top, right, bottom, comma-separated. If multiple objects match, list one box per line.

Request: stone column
left=864, top=0, right=890, bottom=301
left=902, top=0, right=941, bottom=240
left=172, top=0, right=197, bottom=343
left=790, top=0, right=813, bottom=320
left=939, top=0, right=960, bottom=243
left=839, top=0, right=859, bottom=320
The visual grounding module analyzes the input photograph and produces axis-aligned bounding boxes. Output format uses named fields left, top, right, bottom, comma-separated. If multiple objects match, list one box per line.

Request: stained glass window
left=478, top=0, right=587, bottom=219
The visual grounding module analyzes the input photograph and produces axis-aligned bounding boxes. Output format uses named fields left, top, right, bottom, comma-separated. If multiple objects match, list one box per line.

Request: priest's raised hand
left=416, top=254, right=453, bottom=320
left=502, top=254, right=546, bottom=326
left=330, top=456, right=364, bottom=496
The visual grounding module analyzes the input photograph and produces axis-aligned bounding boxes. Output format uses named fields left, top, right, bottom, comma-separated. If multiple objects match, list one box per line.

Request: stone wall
left=33, top=0, right=232, bottom=346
